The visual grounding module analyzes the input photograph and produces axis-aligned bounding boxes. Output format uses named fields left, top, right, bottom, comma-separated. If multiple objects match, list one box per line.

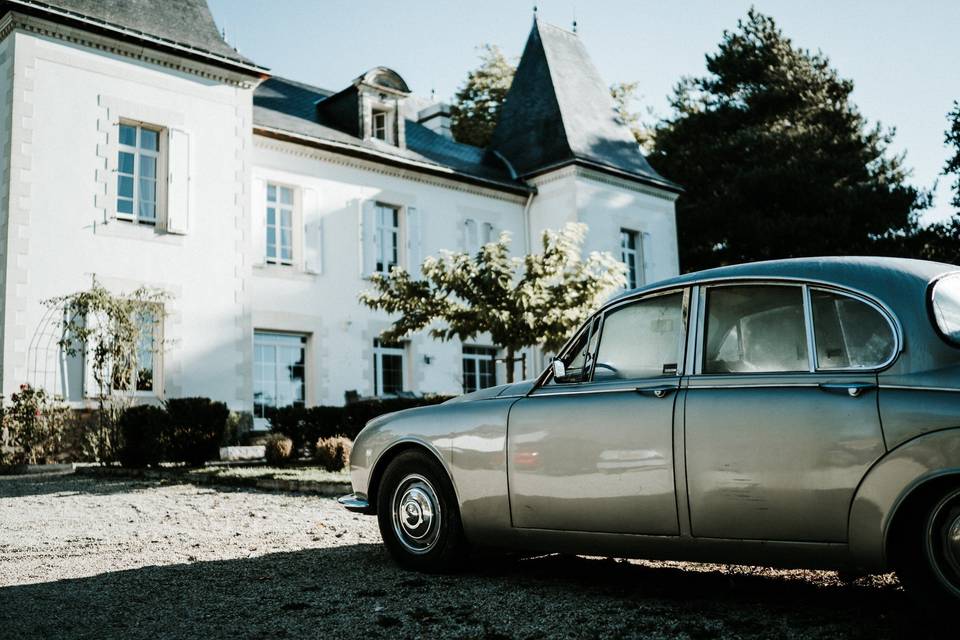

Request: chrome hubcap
left=925, top=489, right=960, bottom=597
left=391, top=474, right=441, bottom=554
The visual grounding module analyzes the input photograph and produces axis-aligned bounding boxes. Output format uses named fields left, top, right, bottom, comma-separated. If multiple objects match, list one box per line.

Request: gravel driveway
left=0, top=473, right=919, bottom=640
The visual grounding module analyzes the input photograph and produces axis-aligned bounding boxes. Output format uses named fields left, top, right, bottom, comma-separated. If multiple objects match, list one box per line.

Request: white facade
left=0, top=10, right=680, bottom=427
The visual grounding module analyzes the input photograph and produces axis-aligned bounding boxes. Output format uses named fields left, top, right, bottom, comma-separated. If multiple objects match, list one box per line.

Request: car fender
left=848, top=427, right=960, bottom=570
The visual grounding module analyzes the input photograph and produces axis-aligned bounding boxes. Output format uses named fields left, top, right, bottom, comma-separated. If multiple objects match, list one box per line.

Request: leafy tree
left=649, top=9, right=928, bottom=272
left=610, top=81, right=656, bottom=152
left=44, top=280, right=169, bottom=461
left=450, top=45, right=516, bottom=148
left=946, top=102, right=960, bottom=211
left=360, top=223, right=626, bottom=383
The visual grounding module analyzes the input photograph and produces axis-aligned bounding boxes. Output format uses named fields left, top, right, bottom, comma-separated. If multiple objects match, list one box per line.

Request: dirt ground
left=0, top=473, right=923, bottom=640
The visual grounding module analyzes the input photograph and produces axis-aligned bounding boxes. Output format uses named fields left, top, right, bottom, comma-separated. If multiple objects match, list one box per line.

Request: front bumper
left=337, top=493, right=371, bottom=513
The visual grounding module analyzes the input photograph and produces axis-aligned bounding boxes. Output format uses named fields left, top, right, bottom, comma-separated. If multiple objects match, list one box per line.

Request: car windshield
left=930, top=272, right=960, bottom=346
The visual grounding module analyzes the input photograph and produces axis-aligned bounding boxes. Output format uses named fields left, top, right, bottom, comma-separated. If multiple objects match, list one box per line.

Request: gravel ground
left=0, top=473, right=922, bottom=640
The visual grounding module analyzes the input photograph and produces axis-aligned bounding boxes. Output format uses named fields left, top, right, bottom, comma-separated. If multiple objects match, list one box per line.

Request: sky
left=207, top=0, right=960, bottom=224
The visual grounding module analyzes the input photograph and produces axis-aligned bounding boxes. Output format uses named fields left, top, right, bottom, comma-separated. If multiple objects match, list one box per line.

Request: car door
left=684, top=282, right=894, bottom=542
left=507, top=289, right=688, bottom=535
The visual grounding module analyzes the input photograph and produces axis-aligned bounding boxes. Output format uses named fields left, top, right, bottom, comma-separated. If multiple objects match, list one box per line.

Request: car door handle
left=635, top=385, right=678, bottom=398
left=818, top=382, right=877, bottom=398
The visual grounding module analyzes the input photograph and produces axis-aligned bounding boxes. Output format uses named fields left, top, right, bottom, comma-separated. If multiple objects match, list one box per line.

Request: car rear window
left=930, top=273, right=960, bottom=346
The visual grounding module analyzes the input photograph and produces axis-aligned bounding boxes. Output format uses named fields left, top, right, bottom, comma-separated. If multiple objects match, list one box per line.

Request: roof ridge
left=529, top=19, right=574, bottom=164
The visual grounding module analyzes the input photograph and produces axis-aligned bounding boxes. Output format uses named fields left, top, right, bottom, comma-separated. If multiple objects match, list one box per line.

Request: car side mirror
left=552, top=359, right=566, bottom=380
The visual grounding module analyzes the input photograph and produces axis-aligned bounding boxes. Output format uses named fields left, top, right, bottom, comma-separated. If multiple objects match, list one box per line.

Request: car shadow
left=0, top=540, right=925, bottom=640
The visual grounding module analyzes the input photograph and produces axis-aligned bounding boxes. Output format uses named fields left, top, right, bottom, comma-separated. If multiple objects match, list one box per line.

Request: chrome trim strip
left=880, top=384, right=960, bottom=393
left=802, top=284, right=817, bottom=373
left=531, top=383, right=679, bottom=398
left=687, top=383, right=822, bottom=390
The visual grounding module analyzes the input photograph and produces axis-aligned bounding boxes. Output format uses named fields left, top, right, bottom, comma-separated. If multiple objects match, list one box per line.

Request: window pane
left=704, top=286, right=808, bottom=374
left=381, top=354, right=403, bottom=394
left=118, top=175, right=134, bottom=198
left=594, top=292, right=683, bottom=380
left=117, top=198, right=134, bottom=214
left=139, top=178, right=156, bottom=203
left=140, top=155, right=156, bottom=179
left=119, top=124, right=137, bottom=146
left=267, top=184, right=277, bottom=202
left=280, top=187, right=293, bottom=205
left=140, top=128, right=159, bottom=151
left=266, top=228, right=276, bottom=258
left=812, top=289, right=894, bottom=368
left=281, top=209, right=292, bottom=229
left=135, top=311, right=156, bottom=391
left=139, top=200, right=156, bottom=222
left=118, top=151, right=135, bottom=175
left=266, top=207, right=276, bottom=225
left=931, top=273, right=960, bottom=346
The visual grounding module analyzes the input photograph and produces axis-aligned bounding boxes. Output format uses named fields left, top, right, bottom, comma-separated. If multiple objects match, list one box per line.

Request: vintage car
left=340, top=257, right=960, bottom=604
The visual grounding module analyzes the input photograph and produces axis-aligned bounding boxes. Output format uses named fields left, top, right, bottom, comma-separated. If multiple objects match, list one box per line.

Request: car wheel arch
left=366, top=440, right=459, bottom=516
left=885, top=471, right=960, bottom=563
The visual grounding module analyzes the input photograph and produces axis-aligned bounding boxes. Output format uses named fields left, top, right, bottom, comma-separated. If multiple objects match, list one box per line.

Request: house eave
left=521, top=157, right=684, bottom=194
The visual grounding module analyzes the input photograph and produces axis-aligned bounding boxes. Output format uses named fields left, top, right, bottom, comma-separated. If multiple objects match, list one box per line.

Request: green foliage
left=610, top=81, right=657, bottom=152
left=164, top=397, right=229, bottom=466
left=44, top=279, right=169, bottom=461
left=117, top=404, right=168, bottom=468
left=450, top=44, right=515, bottom=147
left=264, top=433, right=293, bottom=465
left=649, top=9, right=928, bottom=272
left=946, top=102, right=960, bottom=211
left=315, top=436, right=352, bottom=472
left=267, top=396, right=452, bottom=448
left=1, top=384, right=70, bottom=464
left=360, top=223, right=625, bottom=382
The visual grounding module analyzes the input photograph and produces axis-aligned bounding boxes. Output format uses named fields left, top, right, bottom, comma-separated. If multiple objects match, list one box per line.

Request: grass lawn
left=188, top=465, right=350, bottom=484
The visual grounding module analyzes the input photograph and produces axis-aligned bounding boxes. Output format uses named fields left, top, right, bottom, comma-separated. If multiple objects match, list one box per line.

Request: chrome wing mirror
left=552, top=358, right=566, bottom=380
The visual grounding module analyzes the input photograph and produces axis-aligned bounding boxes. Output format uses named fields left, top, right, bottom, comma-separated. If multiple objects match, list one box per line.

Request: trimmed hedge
left=267, top=396, right=453, bottom=451
left=117, top=404, right=168, bottom=468
left=117, top=397, right=229, bottom=468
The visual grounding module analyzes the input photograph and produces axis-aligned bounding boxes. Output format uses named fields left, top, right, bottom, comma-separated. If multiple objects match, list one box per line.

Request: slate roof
left=2, top=0, right=265, bottom=73
left=253, top=76, right=530, bottom=194
left=490, top=19, right=679, bottom=191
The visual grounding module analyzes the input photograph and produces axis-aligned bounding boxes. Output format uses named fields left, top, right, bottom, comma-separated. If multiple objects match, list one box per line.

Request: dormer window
left=372, top=109, right=389, bottom=141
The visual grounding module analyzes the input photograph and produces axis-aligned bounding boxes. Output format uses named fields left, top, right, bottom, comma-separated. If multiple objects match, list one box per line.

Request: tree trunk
left=505, top=347, right=515, bottom=384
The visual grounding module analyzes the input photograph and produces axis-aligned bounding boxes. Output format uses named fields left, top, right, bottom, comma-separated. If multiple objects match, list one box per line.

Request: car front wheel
left=376, top=450, right=468, bottom=572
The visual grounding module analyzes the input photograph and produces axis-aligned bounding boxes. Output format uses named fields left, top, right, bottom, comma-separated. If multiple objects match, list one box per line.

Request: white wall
left=1, top=29, right=254, bottom=410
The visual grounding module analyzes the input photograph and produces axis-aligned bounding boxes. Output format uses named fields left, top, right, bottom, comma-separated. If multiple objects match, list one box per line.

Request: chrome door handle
left=636, top=385, right=678, bottom=398
left=818, top=382, right=877, bottom=398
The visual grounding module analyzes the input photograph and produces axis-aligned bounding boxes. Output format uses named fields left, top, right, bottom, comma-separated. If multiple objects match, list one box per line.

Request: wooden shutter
left=464, top=218, right=478, bottom=254
left=359, top=200, right=377, bottom=277
left=482, top=222, right=495, bottom=245
left=640, top=231, right=652, bottom=285
left=406, top=206, right=421, bottom=279
left=166, top=128, right=191, bottom=234
left=303, top=187, right=323, bottom=274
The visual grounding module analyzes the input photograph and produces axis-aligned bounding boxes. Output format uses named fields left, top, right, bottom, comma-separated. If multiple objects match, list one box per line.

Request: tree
left=359, top=223, right=626, bottom=383
left=44, top=280, right=169, bottom=461
left=610, top=81, right=656, bottom=152
left=649, top=9, right=928, bottom=272
left=450, top=45, right=516, bottom=148
left=946, top=102, right=960, bottom=211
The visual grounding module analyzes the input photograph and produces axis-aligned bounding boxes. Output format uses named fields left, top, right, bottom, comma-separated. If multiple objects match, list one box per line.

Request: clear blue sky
left=208, top=0, right=960, bottom=224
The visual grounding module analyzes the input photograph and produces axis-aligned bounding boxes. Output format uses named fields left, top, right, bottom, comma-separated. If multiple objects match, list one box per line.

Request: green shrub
left=264, top=433, right=293, bottom=465
left=117, top=404, right=169, bottom=468
left=315, top=435, right=352, bottom=472
left=2, top=384, right=70, bottom=464
left=164, top=397, right=229, bottom=466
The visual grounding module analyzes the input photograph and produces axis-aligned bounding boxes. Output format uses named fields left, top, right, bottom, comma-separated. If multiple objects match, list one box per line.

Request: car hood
left=444, top=379, right=536, bottom=404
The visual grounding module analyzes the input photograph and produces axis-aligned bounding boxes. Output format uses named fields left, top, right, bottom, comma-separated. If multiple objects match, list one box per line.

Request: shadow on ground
left=0, top=540, right=922, bottom=640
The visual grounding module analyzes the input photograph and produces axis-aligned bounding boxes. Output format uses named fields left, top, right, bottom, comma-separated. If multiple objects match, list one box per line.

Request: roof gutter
left=254, top=125, right=534, bottom=197
left=523, top=157, right=684, bottom=194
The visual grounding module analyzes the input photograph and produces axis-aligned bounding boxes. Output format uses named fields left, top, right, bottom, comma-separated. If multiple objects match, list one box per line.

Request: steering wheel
left=593, top=362, right=619, bottom=377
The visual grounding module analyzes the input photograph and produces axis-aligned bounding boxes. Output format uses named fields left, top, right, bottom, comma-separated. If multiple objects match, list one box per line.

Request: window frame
left=374, top=202, right=402, bottom=275
left=116, top=120, right=165, bottom=226
left=110, top=304, right=164, bottom=397
left=462, top=345, right=498, bottom=393
left=265, top=182, right=299, bottom=267
left=253, top=331, right=308, bottom=430
left=620, top=228, right=641, bottom=289
left=373, top=339, right=407, bottom=396
left=692, top=279, right=901, bottom=376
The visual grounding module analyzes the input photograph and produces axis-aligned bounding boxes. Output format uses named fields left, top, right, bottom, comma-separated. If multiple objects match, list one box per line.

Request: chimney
left=418, top=102, right=452, bottom=140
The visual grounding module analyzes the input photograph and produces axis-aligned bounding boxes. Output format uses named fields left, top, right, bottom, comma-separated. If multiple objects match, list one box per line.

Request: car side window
left=703, top=285, right=808, bottom=374
left=593, top=292, right=684, bottom=381
left=810, top=288, right=895, bottom=368
left=551, top=316, right=601, bottom=384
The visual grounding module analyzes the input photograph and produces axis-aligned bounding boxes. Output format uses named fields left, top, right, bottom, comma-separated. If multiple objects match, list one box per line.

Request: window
left=552, top=315, right=602, bottom=384
left=373, top=339, right=405, bottom=396
left=375, top=204, right=400, bottom=274
left=112, top=307, right=161, bottom=393
left=462, top=346, right=497, bottom=392
left=117, top=123, right=161, bottom=224
left=372, top=109, right=388, bottom=141
left=620, top=229, right=641, bottom=289
left=930, top=273, right=960, bottom=347
left=811, top=289, right=895, bottom=368
left=593, top=292, right=684, bottom=381
left=254, top=332, right=306, bottom=425
left=703, top=285, right=808, bottom=374
left=266, top=183, right=295, bottom=265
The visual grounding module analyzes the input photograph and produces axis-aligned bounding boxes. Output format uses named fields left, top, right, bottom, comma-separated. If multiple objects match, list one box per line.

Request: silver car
left=340, top=257, right=960, bottom=605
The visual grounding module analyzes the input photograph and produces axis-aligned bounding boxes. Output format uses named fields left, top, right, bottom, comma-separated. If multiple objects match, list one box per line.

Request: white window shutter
left=640, top=231, right=652, bottom=285
left=303, top=187, right=323, bottom=274
left=359, top=200, right=377, bottom=277
left=252, top=178, right=267, bottom=265
left=464, top=218, right=478, bottom=254
left=482, top=222, right=495, bottom=245
left=406, top=206, right=421, bottom=279
left=166, top=128, right=191, bottom=235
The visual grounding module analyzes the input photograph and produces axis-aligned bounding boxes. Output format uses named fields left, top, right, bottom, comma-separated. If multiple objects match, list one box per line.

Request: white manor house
left=0, top=0, right=680, bottom=428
